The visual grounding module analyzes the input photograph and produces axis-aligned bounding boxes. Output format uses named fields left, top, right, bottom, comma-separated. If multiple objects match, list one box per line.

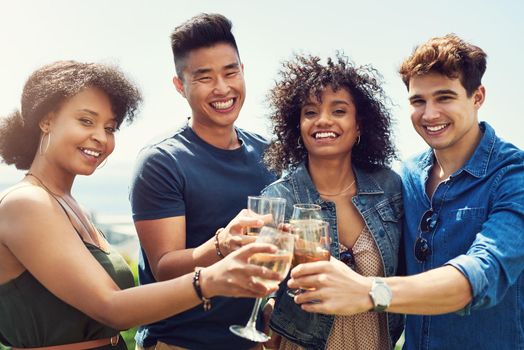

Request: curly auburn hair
left=0, top=60, right=142, bottom=170
left=399, top=33, right=487, bottom=96
left=264, top=53, right=397, bottom=174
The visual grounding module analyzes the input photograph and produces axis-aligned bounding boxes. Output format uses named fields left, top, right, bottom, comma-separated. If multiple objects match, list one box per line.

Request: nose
left=422, top=101, right=441, bottom=121
left=314, top=110, right=334, bottom=126
left=91, top=126, right=107, bottom=145
left=213, top=76, right=230, bottom=95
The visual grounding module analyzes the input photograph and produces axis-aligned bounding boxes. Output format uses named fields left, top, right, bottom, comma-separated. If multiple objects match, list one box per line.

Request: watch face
left=374, top=284, right=391, bottom=306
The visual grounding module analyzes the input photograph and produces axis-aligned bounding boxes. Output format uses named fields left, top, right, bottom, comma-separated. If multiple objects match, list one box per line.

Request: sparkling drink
left=248, top=251, right=293, bottom=288
left=293, top=247, right=330, bottom=265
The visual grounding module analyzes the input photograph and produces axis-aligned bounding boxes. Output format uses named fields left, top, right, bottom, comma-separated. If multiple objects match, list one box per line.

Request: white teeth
left=82, top=148, right=101, bottom=157
left=315, top=132, right=337, bottom=139
left=426, top=124, right=448, bottom=132
left=211, top=99, right=234, bottom=110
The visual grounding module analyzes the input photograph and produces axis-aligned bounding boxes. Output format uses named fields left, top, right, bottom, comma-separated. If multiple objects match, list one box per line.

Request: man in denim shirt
left=288, top=34, right=524, bottom=349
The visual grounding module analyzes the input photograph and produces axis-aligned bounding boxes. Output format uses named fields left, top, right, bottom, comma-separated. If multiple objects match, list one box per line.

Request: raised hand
left=201, top=243, right=282, bottom=299
left=287, top=258, right=373, bottom=315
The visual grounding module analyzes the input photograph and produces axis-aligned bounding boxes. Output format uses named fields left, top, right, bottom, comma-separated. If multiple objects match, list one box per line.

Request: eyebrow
left=409, top=89, right=459, bottom=101
left=191, top=62, right=240, bottom=76
left=330, top=99, right=351, bottom=106
left=77, top=108, right=99, bottom=116
left=77, top=109, right=116, bottom=123
left=303, top=99, right=351, bottom=107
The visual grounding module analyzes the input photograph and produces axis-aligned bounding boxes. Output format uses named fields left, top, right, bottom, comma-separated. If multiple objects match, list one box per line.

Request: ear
left=241, top=63, right=244, bottom=73
left=173, top=76, right=186, bottom=98
left=473, top=85, right=486, bottom=109
left=38, top=113, right=53, bottom=133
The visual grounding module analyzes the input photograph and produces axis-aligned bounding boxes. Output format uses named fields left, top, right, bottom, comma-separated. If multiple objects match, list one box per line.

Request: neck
left=27, top=156, right=74, bottom=197
left=308, top=155, right=355, bottom=196
left=432, top=124, right=482, bottom=179
left=189, top=118, right=240, bottom=150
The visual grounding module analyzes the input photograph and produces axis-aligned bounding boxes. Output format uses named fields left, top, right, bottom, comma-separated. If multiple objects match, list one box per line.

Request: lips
left=79, top=147, right=101, bottom=158
left=424, top=123, right=450, bottom=133
left=210, top=98, right=235, bottom=111
left=313, top=131, right=339, bottom=139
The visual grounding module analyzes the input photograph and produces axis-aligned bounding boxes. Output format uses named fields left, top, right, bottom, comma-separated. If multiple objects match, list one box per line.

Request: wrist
left=214, top=228, right=225, bottom=259
left=193, top=268, right=212, bottom=311
left=368, top=277, right=392, bottom=312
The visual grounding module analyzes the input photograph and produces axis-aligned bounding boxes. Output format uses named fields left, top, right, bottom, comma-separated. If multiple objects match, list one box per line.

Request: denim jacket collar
left=417, top=122, right=496, bottom=180
left=291, top=161, right=385, bottom=203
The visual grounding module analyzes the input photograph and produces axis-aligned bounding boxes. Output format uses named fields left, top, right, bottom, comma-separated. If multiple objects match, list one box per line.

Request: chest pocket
left=440, top=207, right=487, bottom=260
left=376, top=194, right=403, bottom=223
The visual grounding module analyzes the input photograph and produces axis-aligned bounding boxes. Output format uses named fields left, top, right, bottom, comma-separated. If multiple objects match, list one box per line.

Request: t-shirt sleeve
left=129, top=147, right=186, bottom=221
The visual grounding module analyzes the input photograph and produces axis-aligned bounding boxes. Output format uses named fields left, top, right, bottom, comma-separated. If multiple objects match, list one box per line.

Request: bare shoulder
left=0, top=184, right=67, bottom=241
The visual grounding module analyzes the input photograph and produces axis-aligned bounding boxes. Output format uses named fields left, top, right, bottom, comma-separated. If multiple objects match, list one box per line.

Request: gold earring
left=97, top=158, right=108, bottom=169
left=39, top=132, right=51, bottom=155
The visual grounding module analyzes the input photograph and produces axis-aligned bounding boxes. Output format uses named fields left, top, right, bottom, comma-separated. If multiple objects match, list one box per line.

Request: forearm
left=156, top=238, right=219, bottom=280
left=386, top=265, right=472, bottom=315
left=98, top=273, right=201, bottom=330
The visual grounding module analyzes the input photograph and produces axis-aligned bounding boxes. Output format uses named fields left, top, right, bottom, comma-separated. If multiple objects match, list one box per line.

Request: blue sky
left=1, top=0, right=522, bottom=215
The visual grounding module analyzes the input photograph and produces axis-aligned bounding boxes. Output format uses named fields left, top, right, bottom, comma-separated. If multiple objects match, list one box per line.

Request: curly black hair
left=0, top=60, right=142, bottom=170
left=264, top=53, right=397, bottom=174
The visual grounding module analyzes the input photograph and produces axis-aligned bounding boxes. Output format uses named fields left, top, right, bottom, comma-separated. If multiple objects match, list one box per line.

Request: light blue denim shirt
left=263, top=162, right=404, bottom=350
left=400, top=122, right=524, bottom=350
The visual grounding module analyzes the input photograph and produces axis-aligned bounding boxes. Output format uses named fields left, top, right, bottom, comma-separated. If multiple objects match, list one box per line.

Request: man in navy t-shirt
left=130, top=13, right=276, bottom=350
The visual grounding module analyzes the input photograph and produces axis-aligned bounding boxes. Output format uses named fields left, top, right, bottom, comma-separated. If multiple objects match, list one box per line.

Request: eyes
left=410, top=95, right=455, bottom=106
left=302, top=108, right=347, bottom=119
left=194, top=69, right=240, bottom=83
left=79, top=117, right=117, bottom=134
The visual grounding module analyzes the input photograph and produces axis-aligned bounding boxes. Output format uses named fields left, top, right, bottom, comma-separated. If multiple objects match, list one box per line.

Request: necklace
left=318, top=179, right=356, bottom=196
left=26, top=172, right=105, bottom=250
left=26, top=172, right=61, bottom=196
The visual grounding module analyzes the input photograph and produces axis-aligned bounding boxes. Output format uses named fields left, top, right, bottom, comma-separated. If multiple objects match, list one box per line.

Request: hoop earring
left=297, top=137, right=303, bottom=149
left=39, top=132, right=51, bottom=155
left=355, top=135, right=361, bottom=146
left=97, top=158, right=108, bottom=169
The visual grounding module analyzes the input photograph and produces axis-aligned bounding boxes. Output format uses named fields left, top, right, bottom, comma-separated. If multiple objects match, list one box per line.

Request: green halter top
left=0, top=185, right=135, bottom=349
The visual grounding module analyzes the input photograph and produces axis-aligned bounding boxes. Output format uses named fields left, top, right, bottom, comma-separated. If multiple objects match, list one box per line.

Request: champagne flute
left=246, top=196, right=286, bottom=235
left=229, top=226, right=294, bottom=342
left=287, top=219, right=330, bottom=297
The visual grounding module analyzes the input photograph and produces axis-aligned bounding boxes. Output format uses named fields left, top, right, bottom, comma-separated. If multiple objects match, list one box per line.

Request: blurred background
left=0, top=1, right=522, bottom=347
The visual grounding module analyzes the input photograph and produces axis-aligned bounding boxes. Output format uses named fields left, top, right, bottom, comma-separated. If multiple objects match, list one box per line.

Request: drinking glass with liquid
left=230, top=226, right=294, bottom=342
left=246, top=196, right=286, bottom=235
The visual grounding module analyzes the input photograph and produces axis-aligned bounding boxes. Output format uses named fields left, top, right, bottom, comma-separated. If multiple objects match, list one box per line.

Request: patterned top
left=279, top=226, right=389, bottom=350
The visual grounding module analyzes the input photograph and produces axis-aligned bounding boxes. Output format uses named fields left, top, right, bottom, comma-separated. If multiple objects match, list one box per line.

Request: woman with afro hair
left=262, top=54, right=404, bottom=349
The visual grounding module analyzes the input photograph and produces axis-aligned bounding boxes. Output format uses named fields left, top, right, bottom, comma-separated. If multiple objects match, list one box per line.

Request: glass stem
left=245, top=297, right=263, bottom=329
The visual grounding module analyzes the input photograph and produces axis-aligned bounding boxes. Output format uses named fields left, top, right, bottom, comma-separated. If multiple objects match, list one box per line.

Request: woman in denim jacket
left=261, top=54, right=404, bottom=350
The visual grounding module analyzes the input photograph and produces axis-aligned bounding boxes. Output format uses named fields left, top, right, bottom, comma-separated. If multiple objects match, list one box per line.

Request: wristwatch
left=369, top=277, right=392, bottom=312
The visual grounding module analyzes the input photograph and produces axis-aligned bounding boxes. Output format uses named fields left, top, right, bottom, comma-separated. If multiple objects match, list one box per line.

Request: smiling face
left=300, top=86, right=359, bottom=162
left=41, top=87, right=116, bottom=176
left=408, top=72, right=484, bottom=154
left=173, top=42, right=245, bottom=129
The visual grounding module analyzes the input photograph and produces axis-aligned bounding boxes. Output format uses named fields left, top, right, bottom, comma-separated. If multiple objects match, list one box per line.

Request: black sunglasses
left=340, top=249, right=355, bottom=270
left=414, top=209, right=438, bottom=262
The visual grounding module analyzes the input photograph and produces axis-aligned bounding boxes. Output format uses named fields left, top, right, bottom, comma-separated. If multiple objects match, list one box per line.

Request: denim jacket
left=262, top=162, right=404, bottom=350
left=400, top=122, right=524, bottom=350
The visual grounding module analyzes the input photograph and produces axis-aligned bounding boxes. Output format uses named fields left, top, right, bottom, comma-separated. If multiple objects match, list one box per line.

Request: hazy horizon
left=1, top=0, right=523, bottom=216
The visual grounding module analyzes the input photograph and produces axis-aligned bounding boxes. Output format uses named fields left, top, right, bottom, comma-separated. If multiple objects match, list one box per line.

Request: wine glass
left=291, top=203, right=323, bottom=222
left=246, top=196, right=286, bottom=235
left=229, top=226, right=294, bottom=342
left=287, top=219, right=330, bottom=297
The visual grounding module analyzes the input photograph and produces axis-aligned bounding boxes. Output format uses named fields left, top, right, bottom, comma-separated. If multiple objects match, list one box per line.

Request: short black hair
left=0, top=60, right=142, bottom=170
left=170, top=13, right=239, bottom=79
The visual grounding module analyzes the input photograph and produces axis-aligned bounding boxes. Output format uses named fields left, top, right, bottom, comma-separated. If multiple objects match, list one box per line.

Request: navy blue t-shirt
left=130, top=125, right=276, bottom=349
